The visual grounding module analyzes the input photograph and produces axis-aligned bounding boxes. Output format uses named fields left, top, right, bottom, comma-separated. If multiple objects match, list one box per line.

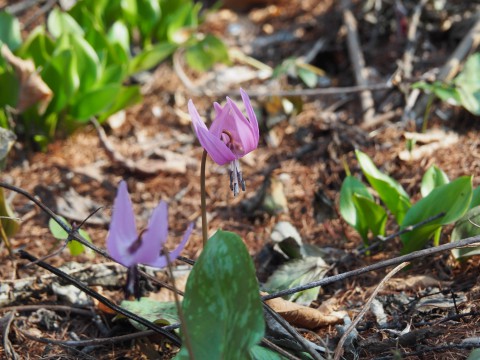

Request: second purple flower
left=188, top=88, right=259, bottom=196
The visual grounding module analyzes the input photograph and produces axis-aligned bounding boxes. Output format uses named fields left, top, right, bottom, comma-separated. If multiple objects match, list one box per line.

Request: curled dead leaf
left=1, top=44, right=52, bottom=114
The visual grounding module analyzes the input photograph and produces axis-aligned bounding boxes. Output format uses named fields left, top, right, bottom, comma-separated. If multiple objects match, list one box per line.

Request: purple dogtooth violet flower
left=188, top=88, right=260, bottom=196
left=107, top=181, right=193, bottom=297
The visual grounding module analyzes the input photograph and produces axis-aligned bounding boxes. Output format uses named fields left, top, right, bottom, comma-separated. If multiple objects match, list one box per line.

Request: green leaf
left=353, top=194, right=388, bottom=239
left=0, top=11, right=22, bottom=51
left=177, top=230, right=265, bottom=359
left=69, top=34, right=100, bottom=92
left=455, top=53, right=480, bottom=115
left=470, top=187, right=480, bottom=209
left=70, top=84, right=120, bottom=121
left=339, top=175, right=372, bottom=242
left=250, top=345, right=288, bottom=360
left=136, top=0, right=161, bottom=41
left=264, top=256, right=329, bottom=305
left=97, top=85, right=142, bottom=122
left=401, top=176, right=473, bottom=254
left=107, top=21, right=130, bottom=53
left=297, top=67, right=317, bottom=88
left=412, top=81, right=461, bottom=105
left=421, top=165, right=449, bottom=197
left=0, top=70, right=19, bottom=108
left=467, top=348, right=480, bottom=360
left=17, top=26, right=54, bottom=67
left=451, top=206, right=480, bottom=259
left=48, top=216, right=91, bottom=256
left=0, top=187, right=19, bottom=238
left=185, top=35, right=230, bottom=72
left=128, top=42, right=177, bottom=75
left=47, top=8, right=84, bottom=38
left=356, top=150, right=411, bottom=223
left=120, top=298, right=179, bottom=330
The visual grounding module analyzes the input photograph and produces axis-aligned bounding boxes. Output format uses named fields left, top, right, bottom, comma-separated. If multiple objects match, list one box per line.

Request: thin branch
left=262, top=233, right=480, bottom=301
left=17, top=250, right=182, bottom=346
left=333, top=262, right=409, bottom=360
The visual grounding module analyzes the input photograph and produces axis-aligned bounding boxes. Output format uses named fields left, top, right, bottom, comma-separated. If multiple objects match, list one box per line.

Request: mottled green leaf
left=421, top=165, right=449, bottom=197
left=177, top=230, right=265, bottom=359
left=264, top=256, right=328, bottom=305
left=356, top=150, right=411, bottom=223
left=401, top=176, right=473, bottom=254
left=185, top=35, right=229, bottom=72
left=121, top=298, right=179, bottom=331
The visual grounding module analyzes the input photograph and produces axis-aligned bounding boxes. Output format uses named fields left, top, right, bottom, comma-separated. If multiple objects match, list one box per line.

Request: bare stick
left=341, top=0, right=375, bottom=125
left=262, top=233, right=480, bottom=301
left=333, top=262, right=409, bottom=360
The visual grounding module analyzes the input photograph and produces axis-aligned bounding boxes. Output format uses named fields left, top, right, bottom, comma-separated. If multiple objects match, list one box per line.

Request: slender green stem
left=200, top=150, right=208, bottom=247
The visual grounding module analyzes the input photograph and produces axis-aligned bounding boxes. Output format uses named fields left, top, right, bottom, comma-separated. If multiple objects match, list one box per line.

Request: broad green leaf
left=451, top=206, right=480, bottom=259
left=177, top=230, right=265, bottom=359
left=412, top=81, right=461, bottom=105
left=41, top=49, right=78, bottom=114
left=455, top=53, right=480, bottom=115
left=264, top=256, right=329, bottom=305
left=250, top=345, right=288, bottom=360
left=128, top=42, right=176, bottom=75
left=356, top=150, right=411, bottom=223
left=185, top=35, right=230, bottom=72
left=421, top=165, right=449, bottom=197
left=0, top=11, right=22, bottom=51
left=17, top=27, right=54, bottom=67
left=69, top=34, right=100, bottom=93
left=0, top=187, right=19, bottom=238
left=48, top=216, right=91, bottom=256
left=470, top=187, right=480, bottom=209
left=401, top=176, right=473, bottom=254
left=339, top=175, right=373, bottom=242
left=70, top=84, right=120, bottom=121
left=353, top=194, right=388, bottom=240
left=136, top=0, right=161, bottom=41
left=0, top=70, right=19, bottom=108
left=157, top=0, right=198, bottom=42
left=120, top=298, right=179, bottom=330
left=107, top=21, right=130, bottom=53
left=47, top=8, right=84, bottom=38
left=97, top=85, right=142, bottom=122
left=467, top=348, right=480, bottom=360
left=297, top=67, right=317, bottom=88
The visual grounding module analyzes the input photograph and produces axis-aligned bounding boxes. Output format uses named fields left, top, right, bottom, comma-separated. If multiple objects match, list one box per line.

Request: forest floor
left=2, top=0, right=480, bottom=359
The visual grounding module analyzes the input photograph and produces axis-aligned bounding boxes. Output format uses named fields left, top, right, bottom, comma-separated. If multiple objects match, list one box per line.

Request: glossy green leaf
left=128, top=42, right=176, bottom=75
left=353, top=194, right=388, bottom=240
left=97, top=85, right=142, bottom=122
left=470, top=187, right=480, bottom=209
left=421, top=165, right=449, bottom=197
left=451, top=206, right=480, bottom=259
left=185, top=35, right=230, bottom=72
left=70, top=84, right=120, bottom=122
left=47, top=8, right=84, bottom=38
left=339, top=175, right=372, bottom=242
left=177, top=230, right=265, bottom=359
left=48, top=216, right=91, bottom=256
left=455, top=53, right=480, bottom=115
left=356, top=150, right=411, bottom=223
left=264, top=256, right=328, bottom=305
left=0, top=11, right=22, bottom=51
left=136, top=0, right=161, bottom=40
left=401, top=176, right=473, bottom=254
left=69, top=34, right=100, bottom=92
left=18, top=27, right=54, bottom=67
left=107, top=21, right=130, bottom=53
left=121, top=298, right=179, bottom=331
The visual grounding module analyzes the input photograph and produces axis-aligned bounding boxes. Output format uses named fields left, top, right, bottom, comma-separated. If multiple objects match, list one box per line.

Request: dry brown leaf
left=377, top=274, right=452, bottom=292
left=1, top=44, right=52, bottom=114
left=264, top=293, right=346, bottom=329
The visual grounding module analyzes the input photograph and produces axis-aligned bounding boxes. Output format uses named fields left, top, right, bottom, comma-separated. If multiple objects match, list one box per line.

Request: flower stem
left=200, top=150, right=208, bottom=247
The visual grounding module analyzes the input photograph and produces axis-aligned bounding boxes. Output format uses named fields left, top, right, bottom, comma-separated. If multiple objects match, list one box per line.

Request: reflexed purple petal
left=225, top=97, right=258, bottom=155
left=188, top=100, right=209, bottom=134
left=148, top=222, right=193, bottom=268
left=107, top=181, right=138, bottom=266
left=134, top=200, right=169, bottom=265
left=213, top=102, right=223, bottom=116
left=196, top=125, right=237, bottom=165
left=240, top=88, right=260, bottom=143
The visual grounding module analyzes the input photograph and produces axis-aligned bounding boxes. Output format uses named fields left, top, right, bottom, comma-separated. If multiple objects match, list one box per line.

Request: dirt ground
left=2, top=0, right=480, bottom=359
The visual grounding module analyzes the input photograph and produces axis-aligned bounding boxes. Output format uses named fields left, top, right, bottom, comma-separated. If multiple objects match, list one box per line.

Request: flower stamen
left=229, top=159, right=246, bottom=196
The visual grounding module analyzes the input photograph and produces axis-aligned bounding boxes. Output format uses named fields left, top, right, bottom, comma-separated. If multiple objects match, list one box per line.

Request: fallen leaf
left=1, top=44, right=52, bottom=114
